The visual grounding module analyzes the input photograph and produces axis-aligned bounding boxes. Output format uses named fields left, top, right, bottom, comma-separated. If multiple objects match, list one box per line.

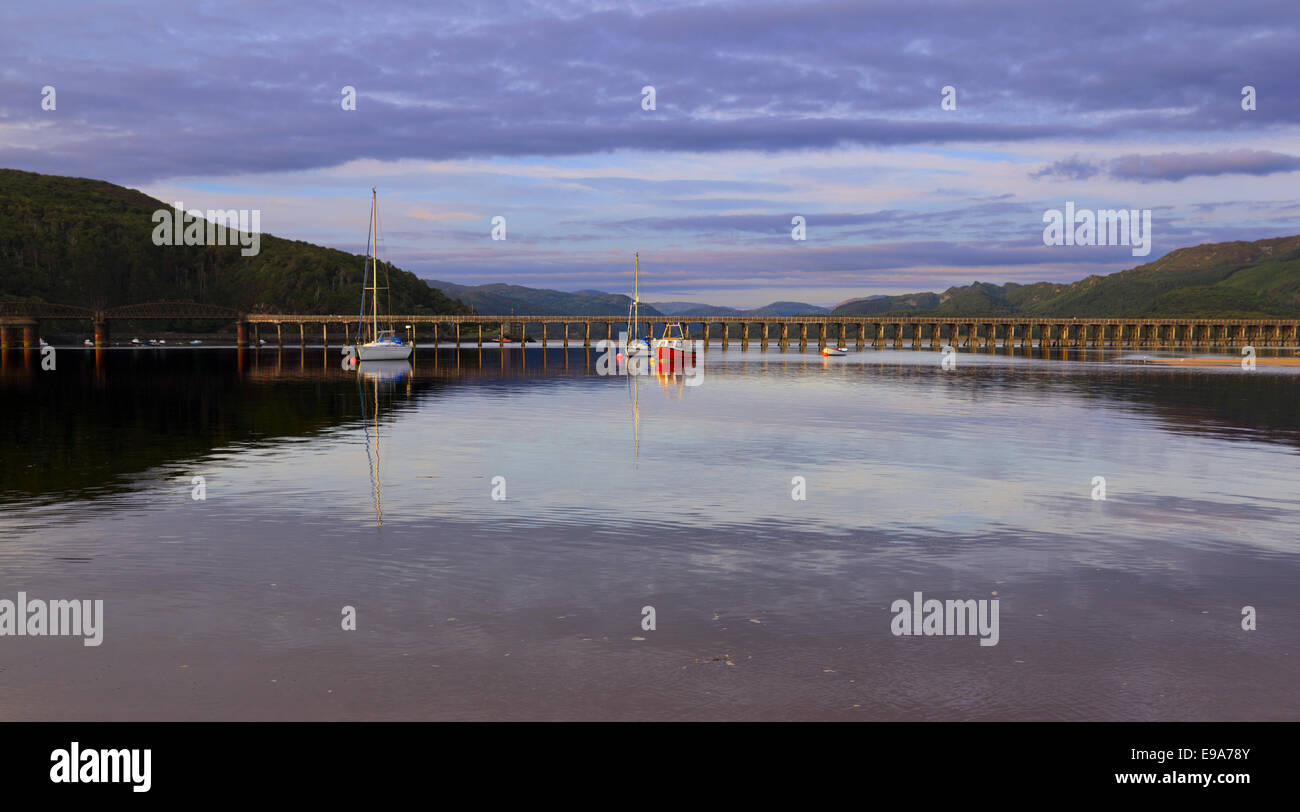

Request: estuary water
left=1, top=344, right=1297, bottom=720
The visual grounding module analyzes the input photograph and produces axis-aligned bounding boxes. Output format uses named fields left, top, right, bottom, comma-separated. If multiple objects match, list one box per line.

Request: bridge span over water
left=2, top=302, right=1298, bottom=350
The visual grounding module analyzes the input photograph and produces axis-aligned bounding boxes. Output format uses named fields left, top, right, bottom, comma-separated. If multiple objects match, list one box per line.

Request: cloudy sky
left=3, top=0, right=1298, bottom=306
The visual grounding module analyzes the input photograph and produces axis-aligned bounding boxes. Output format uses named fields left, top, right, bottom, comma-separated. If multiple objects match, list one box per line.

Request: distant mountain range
left=5, top=170, right=1298, bottom=321
left=649, top=300, right=830, bottom=317
left=425, top=280, right=663, bottom=317
left=832, top=235, right=1300, bottom=318
left=425, top=280, right=830, bottom=317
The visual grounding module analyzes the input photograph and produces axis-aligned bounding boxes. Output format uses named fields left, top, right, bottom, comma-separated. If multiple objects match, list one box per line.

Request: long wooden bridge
left=1, top=302, right=1298, bottom=349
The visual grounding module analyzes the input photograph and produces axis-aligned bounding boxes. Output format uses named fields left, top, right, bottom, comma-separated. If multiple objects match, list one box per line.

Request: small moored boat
left=653, top=322, right=696, bottom=364
left=351, top=188, right=412, bottom=362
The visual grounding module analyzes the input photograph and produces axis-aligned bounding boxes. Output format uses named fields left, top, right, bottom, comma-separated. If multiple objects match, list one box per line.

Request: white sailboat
left=353, top=188, right=412, bottom=362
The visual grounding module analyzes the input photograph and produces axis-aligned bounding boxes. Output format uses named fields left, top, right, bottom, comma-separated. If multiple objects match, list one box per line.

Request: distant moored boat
left=352, top=188, right=412, bottom=362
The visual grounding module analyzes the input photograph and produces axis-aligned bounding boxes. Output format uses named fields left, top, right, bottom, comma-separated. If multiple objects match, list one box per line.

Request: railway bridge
left=2, top=302, right=1298, bottom=350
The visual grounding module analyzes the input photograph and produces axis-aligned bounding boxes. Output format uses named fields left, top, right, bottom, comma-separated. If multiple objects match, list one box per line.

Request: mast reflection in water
left=352, top=358, right=412, bottom=528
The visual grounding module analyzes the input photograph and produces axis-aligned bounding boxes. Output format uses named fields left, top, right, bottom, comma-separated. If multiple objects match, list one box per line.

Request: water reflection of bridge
left=3, top=301, right=1299, bottom=350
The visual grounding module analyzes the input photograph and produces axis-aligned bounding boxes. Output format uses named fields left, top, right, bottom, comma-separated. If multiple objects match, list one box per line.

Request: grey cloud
left=3, top=0, right=1298, bottom=181
left=1107, top=150, right=1300, bottom=182
left=1030, top=156, right=1102, bottom=181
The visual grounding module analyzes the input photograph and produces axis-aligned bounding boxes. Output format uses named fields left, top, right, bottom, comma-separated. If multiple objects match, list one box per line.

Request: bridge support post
left=798, top=323, right=807, bottom=350
left=762, top=322, right=769, bottom=350
left=584, top=322, right=590, bottom=349
left=0, top=325, right=11, bottom=349
left=817, top=322, right=826, bottom=349
left=742, top=322, right=749, bottom=350
left=237, top=320, right=249, bottom=347
left=780, top=322, right=788, bottom=349
left=94, top=320, right=109, bottom=347
left=299, top=323, right=305, bottom=347
left=23, top=322, right=39, bottom=348
left=276, top=323, right=283, bottom=347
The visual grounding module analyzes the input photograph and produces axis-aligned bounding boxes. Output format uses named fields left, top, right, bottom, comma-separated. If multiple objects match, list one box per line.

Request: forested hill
left=834, top=234, right=1300, bottom=318
left=0, top=169, right=471, bottom=315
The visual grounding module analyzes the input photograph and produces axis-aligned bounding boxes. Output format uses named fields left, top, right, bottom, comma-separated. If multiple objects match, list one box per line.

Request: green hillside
left=832, top=235, right=1300, bottom=318
left=427, top=279, right=663, bottom=317
left=0, top=169, right=471, bottom=315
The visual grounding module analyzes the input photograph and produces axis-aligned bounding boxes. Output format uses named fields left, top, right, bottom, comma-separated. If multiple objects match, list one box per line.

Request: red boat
left=653, top=322, right=696, bottom=367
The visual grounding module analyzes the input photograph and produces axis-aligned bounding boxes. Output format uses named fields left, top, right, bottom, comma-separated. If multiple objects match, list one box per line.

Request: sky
left=2, top=0, right=1298, bottom=307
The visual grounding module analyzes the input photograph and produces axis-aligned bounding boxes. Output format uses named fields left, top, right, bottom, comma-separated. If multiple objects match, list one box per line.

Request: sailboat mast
left=371, top=188, right=378, bottom=343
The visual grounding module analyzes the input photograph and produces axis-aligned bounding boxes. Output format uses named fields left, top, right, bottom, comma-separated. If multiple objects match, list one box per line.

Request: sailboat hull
left=356, top=342, right=413, bottom=361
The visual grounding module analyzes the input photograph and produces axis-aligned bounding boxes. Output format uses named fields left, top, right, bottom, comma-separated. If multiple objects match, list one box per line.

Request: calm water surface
left=1, top=344, right=1297, bottom=720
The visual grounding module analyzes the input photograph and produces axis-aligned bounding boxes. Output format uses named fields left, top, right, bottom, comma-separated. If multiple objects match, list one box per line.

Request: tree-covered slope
left=831, top=235, right=1300, bottom=318
left=0, top=169, right=471, bottom=315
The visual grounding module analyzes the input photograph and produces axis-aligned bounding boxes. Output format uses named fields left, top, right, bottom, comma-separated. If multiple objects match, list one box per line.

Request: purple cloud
left=1108, top=150, right=1300, bottom=182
